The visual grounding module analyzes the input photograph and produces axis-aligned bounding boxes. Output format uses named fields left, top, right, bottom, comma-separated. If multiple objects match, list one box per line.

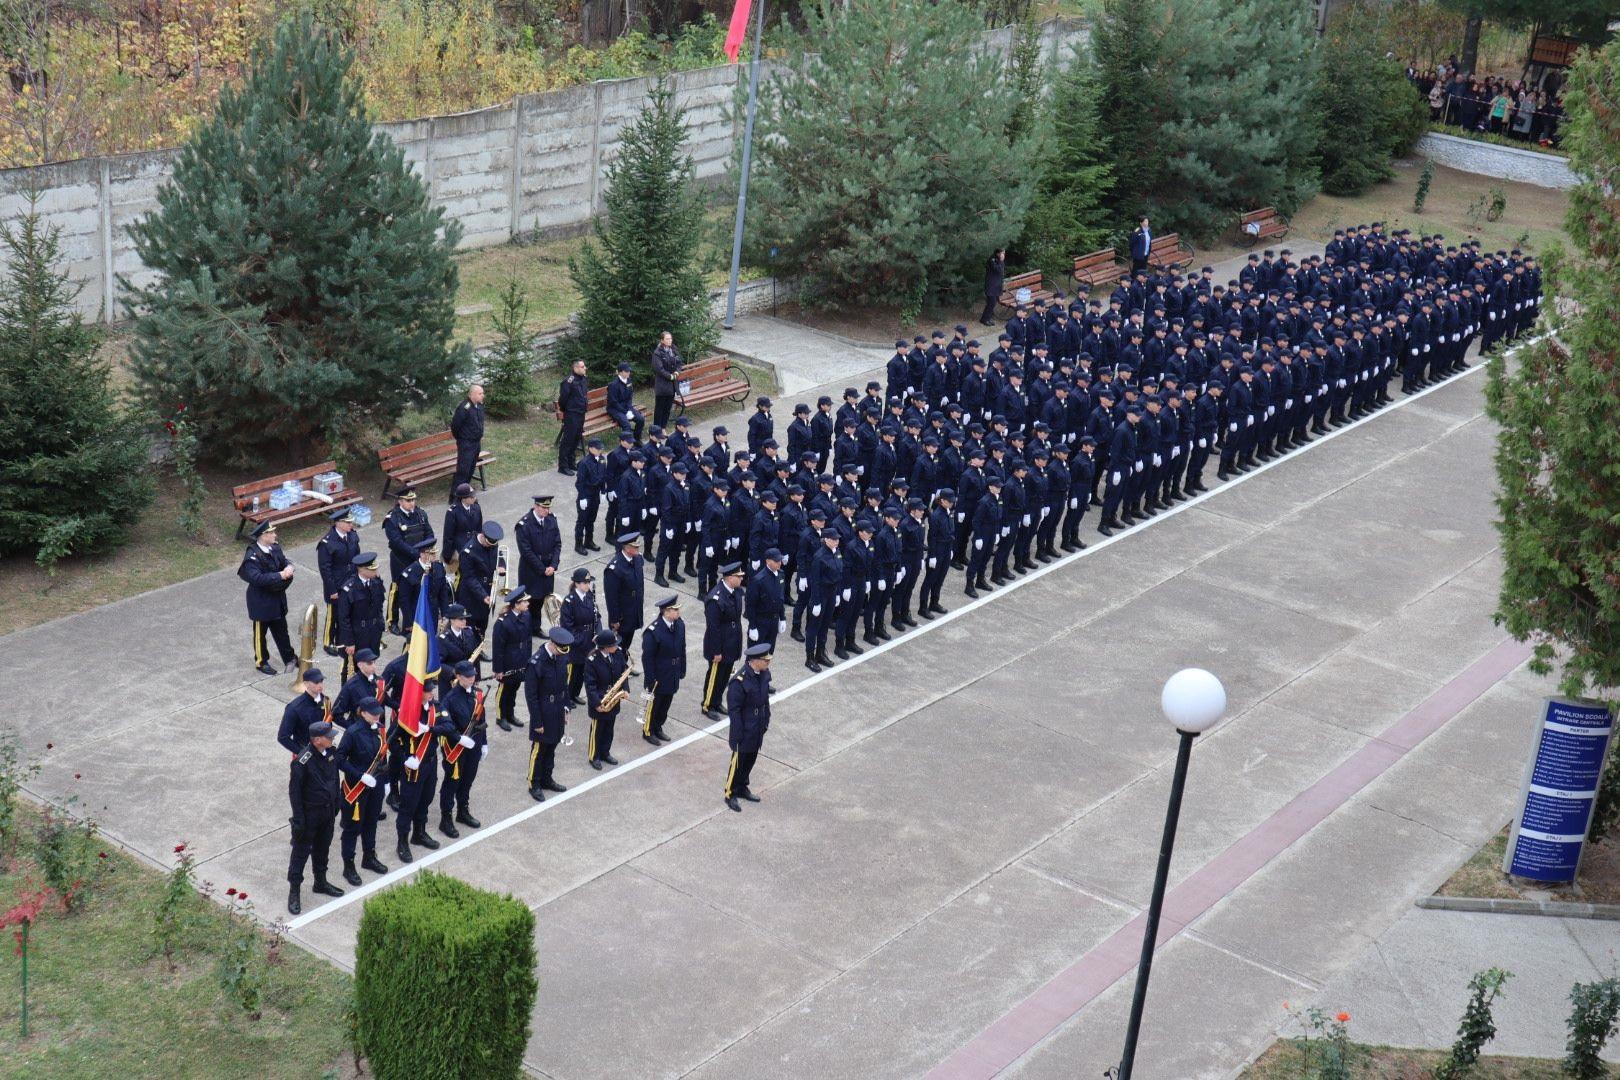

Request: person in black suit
left=1130, top=217, right=1153, bottom=276
left=556, top=359, right=589, bottom=476
left=980, top=249, right=1005, bottom=326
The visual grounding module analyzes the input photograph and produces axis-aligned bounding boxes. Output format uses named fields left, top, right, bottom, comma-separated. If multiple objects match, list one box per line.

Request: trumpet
left=599, top=664, right=633, bottom=712
left=292, top=604, right=319, bottom=690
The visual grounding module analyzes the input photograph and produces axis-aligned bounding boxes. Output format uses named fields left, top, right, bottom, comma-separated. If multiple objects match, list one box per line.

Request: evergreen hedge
left=355, top=872, right=537, bottom=1079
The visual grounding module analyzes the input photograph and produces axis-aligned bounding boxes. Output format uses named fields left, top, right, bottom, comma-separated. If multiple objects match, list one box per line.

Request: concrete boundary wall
left=0, top=18, right=1086, bottom=324
left=1414, top=131, right=1576, bottom=190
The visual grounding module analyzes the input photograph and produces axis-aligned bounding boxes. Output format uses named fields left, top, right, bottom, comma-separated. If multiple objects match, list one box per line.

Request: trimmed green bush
left=355, top=872, right=537, bottom=1079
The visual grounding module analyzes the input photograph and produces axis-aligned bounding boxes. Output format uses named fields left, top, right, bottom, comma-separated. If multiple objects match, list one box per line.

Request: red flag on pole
left=724, top=0, right=754, bottom=62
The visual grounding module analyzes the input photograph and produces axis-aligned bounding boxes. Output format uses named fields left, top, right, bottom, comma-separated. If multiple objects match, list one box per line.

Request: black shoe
left=256, top=662, right=277, bottom=676
left=964, top=583, right=980, bottom=598
left=386, top=793, right=400, bottom=812
left=862, top=632, right=879, bottom=646
left=740, top=791, right=762, bottom=803
left=790, top=628, right=805, bottom=643
left=362, top=853, right=388, bottom=875
left=703, top=707, right=724, bottom=721
left=950, top=559, right=967, bottom=570
left=313, top=878, right=345, bottom=898
left=543, top=780, right=567, bottom=793
left=438, top=816, right=460, bottom=839
left=654, top=574, right=668, bottom=588
left=287, top=886, right=301, bottom=915
left=644, top=733, right=661, bottom=746
left=1216, top=470, right=1231, bottom=481
left=834, top=644, right=850, bottom=660
left=529, top=786, right=546, bottom=802
left=929, top=603, right=948, bottom=615
left=806, top=656, right=823, bottom=672
left=726, top=797, right=741, bottom=812
left=591, top=758, right=604, bottom=770
left=1090, top=495, right=1104, bottom=507
left=396, top=839, right=414, bottom=862
left=412, top=829, right=440, bottom=850
left=1098, top=523, right=1115, bottom=537
left=603, top=754, right=618, bottom=765
left=342, top=861, right=363, bottom=887
left=875, top=627, right=891, bottom=641
left=497, top=718, right=513, bottom=732
left=847, top=640, right=864, bottom=655
left=574, top=543, right=587, bottom=556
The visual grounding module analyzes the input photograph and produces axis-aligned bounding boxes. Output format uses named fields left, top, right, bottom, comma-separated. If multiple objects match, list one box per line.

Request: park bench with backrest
left=1237, top=207, right=1289, bottom=247
left=232, top=461, right=362, bottom=540
left=377, top=430, right=494, bottom=499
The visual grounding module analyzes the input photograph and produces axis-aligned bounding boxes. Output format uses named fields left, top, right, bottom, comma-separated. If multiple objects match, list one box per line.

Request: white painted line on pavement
left=291, top=355, right=1498, bottom=928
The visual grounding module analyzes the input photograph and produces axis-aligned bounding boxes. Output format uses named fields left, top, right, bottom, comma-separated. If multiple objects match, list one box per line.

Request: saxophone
left=599, top=663, right=633, bottom=711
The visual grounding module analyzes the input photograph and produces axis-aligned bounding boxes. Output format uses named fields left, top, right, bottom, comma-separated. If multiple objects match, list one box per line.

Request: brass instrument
left=292, top=603, right=319, bottom=689
left=496, top=543, right=511, bottom=594
left=541, top=592, right=562, bottom=626
left=599, top=664, right=633, bottom=712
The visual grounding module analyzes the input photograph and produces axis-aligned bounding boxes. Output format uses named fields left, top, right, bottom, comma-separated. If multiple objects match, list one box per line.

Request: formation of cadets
left=256, top=225, right=1542, bottom=914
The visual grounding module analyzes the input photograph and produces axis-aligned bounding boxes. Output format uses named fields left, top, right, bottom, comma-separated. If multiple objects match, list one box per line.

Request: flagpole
left=723, top=0, right=766, bottom=330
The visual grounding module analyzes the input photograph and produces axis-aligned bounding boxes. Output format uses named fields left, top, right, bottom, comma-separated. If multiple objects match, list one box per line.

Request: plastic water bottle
left=252, top=494, right=261, bottom=514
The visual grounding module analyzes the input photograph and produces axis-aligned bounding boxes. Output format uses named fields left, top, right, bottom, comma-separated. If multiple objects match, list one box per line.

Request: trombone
left=292, top=604, right=319, bottom=690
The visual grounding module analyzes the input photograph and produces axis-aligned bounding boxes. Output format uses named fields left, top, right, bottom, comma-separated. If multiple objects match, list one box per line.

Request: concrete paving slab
left=719, top=315, right=890, bottom=396
left=684, top=865, right=1133, bottom=1080
left=999, top=934, right=1305, bottom=1080
left=1263, top=651, right=1439, bottom=740
left=631, top=703, right=1144, bottom=970
left=1343, top=565, right=1506, bottom=683
left=1026, top=703, right=1370, bottom=909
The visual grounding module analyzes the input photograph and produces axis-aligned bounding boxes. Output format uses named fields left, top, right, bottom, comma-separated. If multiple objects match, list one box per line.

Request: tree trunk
left=1460, top=14, right=1482, bottom=76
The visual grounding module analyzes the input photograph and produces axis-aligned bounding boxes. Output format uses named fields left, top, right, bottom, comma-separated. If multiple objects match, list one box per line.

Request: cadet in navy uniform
left=382, top=487, right=433, bottom=633
left=239, top=521, right=298, bottom=675
left=641, top=595, right=687, bottom=743
left=286, top=719, right=343, bottom=915
left=701, top=564, right=746, bottom=718
left=491, top=587, right=533, bottom=731
left=336, top=698, right=389, bottom=887
left=525, top=626, right=575, bottom=800
left=804, top=527, right=843, bottom=671
left=559, top=567, right=600, bottom=704
left=436, top=604, right=480, bottom=696
left=516, top=495, right=562, bottom=634
left=437, top=661, right=486, bottom=838
left=893, top=497, right=927, bottom=627
left=585, top=628, right=628, bottom=770
left=746, top=548, right=787, bottom=652
left=965, top=476, right=1003, bottom=597
left=455, top=521, right=503, bottom=634
left=574, top=439, right=608, bottom=555
left=316, top=508, right=360, bottom=655
left=449, top=383, right=486, bottom=497
left=837, top=520, right=873, bottom=659
left=919, top=490, right=955, bottom=616
left=442, top=484, right=484, bottom=569
left=397, top=539, right=450, bottom=628
left=392, top=684, right=457, bottom=863
left=606, top=362, right=644, bottom=441
left=723, top=643, right=774, bottom=812
left=603, top=533, right=646, bottom=657
left=278, top=668, right=333, bottom=755
left=332, top=648, right=385, bottom=729
left=748, top=396, right=775, bottom=457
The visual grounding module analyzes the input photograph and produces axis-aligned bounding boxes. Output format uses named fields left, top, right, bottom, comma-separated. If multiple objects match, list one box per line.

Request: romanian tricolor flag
left=723, top=0, right=753, bottom=63
left=397, top=583, right=441, bottom=738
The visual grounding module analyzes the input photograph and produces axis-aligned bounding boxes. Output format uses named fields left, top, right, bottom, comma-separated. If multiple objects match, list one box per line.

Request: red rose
left=173, top=843, right=186, bottom=853
left=1336, top=1012, right=1351, bottom=1023
left=226, top=888, right=237, bottom=897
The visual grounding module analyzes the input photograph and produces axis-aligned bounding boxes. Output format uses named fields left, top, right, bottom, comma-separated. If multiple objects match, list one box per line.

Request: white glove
left=383, top=783, right=391, bottom=796
left=1245, top=417, right=1254, bottom=427
left=1171, top=446, right=1180, bottom=459
left=797, top=577, right=808, bottom=590
left=480, top=745, right=489, bottom=761
left=1068, top=498, right=1078, bottom=510
left=974, top=539, right=984, bottom=551
left=1229, top=423, right=1238, bottom=433
left=458, top=734, right=475, bottom=749
left=1022, top=514, right=1032, bottom=526
left=778, top=620, right=787, bottom=635
left=1285, top=400, right=1293, bottom=410
left=749, top=627, right=759, bottom=641
left=705, top=546, right=714, bottom=557
left=895, top=568, right=905, bottom=583
left=361, top=774, right=377, bottom=788
left=955, top=513, right=965, bottom=523
left=928, top=556, right=938, bottom=568
left=812, top=604, right=823, bottom=616
left=1001, top=525, right=1012, bottom=536
left=841, top=588, right=852, bottom=602
left=1337, top=380, right=1346, bottom=389
left=1487, top=311, right=1495, bottom=321
left=878, top=579, right=887, bottom=592
left=1134, top=462, right=1144, bottom=474
left=405, top=755, right=421, bottom=770
left=1151, top=455, right=1161, bottom=468
left=664, top=529, right=674, bottom=539
left=1423, top=345, right=1431, bottom=353
left=1111, top=472, right=1122, bottom=485
left=1197, top=438, right=1207, bottom=449
left=578, top=498, right=588, bottom=509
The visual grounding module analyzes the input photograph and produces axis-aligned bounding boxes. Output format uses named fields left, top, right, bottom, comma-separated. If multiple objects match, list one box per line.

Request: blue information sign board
left=1504, top=698, right=1615, bottom=883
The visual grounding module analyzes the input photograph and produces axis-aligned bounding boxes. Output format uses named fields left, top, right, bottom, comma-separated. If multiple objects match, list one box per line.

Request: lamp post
left=1115, top=668, right=1227, bottom=1080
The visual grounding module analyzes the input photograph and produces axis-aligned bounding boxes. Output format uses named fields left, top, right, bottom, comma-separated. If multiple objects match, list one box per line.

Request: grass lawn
left=0, top=807, right=354, bottom=1079
left=1437, top=824, right=1620, bottom=905
left=1243, top=1038, right=1591, bottom=1078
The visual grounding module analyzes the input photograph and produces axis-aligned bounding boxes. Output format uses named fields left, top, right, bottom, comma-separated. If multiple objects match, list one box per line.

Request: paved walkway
left=4, top=244, right=1592, bottom=1078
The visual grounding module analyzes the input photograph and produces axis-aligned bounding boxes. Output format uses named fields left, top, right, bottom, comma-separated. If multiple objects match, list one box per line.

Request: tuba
left=292, top=604, right=319, bottom=690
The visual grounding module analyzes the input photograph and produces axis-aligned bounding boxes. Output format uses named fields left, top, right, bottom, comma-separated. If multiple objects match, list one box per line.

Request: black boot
left=439, top=814, right=460, bottom=839
left=396, top=838, right=414, bottom=863
left=361, top=852, right=389, bottom=875
left=456, top=808, right=481, bottom=829
left=312, top=876, right=345, bottom=898
left=654, top=572, right=669, bottom=588
left=584, top=528, right=601, bottom=553
left=411, top=826, right=441, bottom=850
left=342, top=859, right=362, bottom=887
left=806, top=652, right=822, bottom=673
left=287, top=885, right=301, bottom=915
left=965, top=580, right=980, bottom=598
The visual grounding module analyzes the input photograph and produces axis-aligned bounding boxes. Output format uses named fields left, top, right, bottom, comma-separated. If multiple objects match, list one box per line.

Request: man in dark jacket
left=449, top=383, right=486, bottom=498
left=240, top=521, right=298, bottom=675
left=980, top=249, right=1006, bottom=326
left=287, top=720, right=343, bottom=915
left=723, top=643, right=774, bottom=812
left=701, top=564, right=746, bottom=718
left=650, top=331, right=683, bottom=429
left=556, top=358, right=589, bottom=476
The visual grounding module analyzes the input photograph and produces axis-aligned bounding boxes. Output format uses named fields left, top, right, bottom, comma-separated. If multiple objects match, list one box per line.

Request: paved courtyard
left=6, top=304, right=1608, bottom=1077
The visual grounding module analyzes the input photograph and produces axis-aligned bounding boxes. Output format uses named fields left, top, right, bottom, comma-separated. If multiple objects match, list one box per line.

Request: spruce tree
left=740, top=0, right=1038, bottom=307
left=1485, top=42, right=1620, bottom=832
left=0, top=201, right=153, bottom=569
left=1019, top=56, right=1115, bottom=274
left=563, top=79, right=717, bottom=383
left=1091, top=0, right=1171, bottom=230
left=1312, top=22, right=1428, bottom=196
left=124, top=15, right=469, bottom=465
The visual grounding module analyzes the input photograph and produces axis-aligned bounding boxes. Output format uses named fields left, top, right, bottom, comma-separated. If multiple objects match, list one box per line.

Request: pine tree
left=124, top=15, right=469, bottom=465
left=1485, top=42, right=1620, bottom=833
left=1312, top=20, right=1428, bottom=196
left=1019, top=55, right=1115, bottom=274
left=740, top=0, right=1038, bottom=307
left=1091, top=0, right=1172, bottom=230
left=0, top=200, right=153, bottom=569
left=481, top=279, right=540, bottom=420
left=563, top=79, right=716, bottom=383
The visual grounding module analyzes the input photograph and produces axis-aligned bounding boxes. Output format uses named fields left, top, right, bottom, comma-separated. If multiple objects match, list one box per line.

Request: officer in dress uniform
left=723, top=643, right=774, bottom=812
left=450, top=384, right=486, bottom=497
left=436, top=604, right=480, bottom=696
left=336, top=698, right=389, bottom=887
left=397, top=538, right=450, bottom=629
left=455, top=520, right=503, bottom=634
left=557, top=358, right=590, bottom=475
left=332, top=648, right=384, bottom=728
left=585, top=628, right=628, bottom=770
left=437, top=661, right=486, bottom=838
left=287, top=719, right=342, bottom=916
left=559, top=567, right=600, bottom=704
left=335, top=552, right=386, bottom=681
left=746, top=547, right=788, bottom=655
left=492, top=587, right=533, bottom=731
left=574, top=438, right=608, bottom=555
left=606, top=362, right=645, bottom=442
left=239, top=521, right=298, bottom=676
left=919, top=490, right=955, bottom=616
left=382, top=488, right=433, bottom=633
left=641, top=595, right=687, bottom=743
left=701, top=563, right=746, bottom=718
left=524, top=626, right=575, bottom=801
left=804, top=527, right=842, bottom=672
left=277, top=668, right=333, bottom=755
left=442, top=484, right=484, bottom=574
left=316, top=508, right=360, bottom=656
left=516, top=495, right=562, bottom=635
left=603, top=533, right=646, bottom=658
left=391, top=676, right=456, bottom=864
left=965, top=476, right=1003, bottom=597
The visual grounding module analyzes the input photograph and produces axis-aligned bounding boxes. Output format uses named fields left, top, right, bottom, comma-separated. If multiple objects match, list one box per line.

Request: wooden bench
left=232, top=462, right=362, bottom=541
left=998, top=269, right=1054, bottom=314
left=377, top=431, right=495, bottom=499
left=1237, top=207, right=1289, bottom=248
left=675, top=355, right=751, bottom=412
left=579, top=385, right=617, bottom=441
left=1148, top=233, right=1194, bottom=273
left=1071, top=248, right=1127, bottom=292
